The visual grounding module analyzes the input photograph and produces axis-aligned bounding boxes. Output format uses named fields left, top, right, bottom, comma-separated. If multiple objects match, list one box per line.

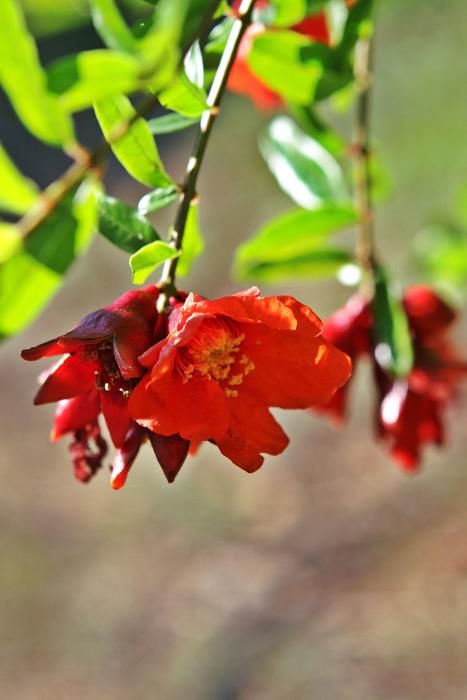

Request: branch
left=158, top=0, right=258, bottom=306
left=353, top=34, right=377, bottom=285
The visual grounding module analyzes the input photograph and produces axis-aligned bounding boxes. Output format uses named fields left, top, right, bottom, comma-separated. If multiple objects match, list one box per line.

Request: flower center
left=177, top=318, right=255, bottom=397
left=82, top=342, right=133, bottom=396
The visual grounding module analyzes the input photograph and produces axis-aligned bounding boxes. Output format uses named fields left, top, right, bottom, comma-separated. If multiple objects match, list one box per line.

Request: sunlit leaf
left=0, top=179, right=98, bottom=340
left=159, top=71, right=208, bottom=118
left=130, top=240, right=179, bottom=284
left=269, top=0, right=307, bottom=26
left=237, top=248, right=353, bottom=283
left=248, top=30, right=324, bottom=105
left=184, top=41, right=204, bottom=88
left=0, top=143, right=38, bottom=215
left=177, top=200, right=204, bottom=276
left=94, top=94, right=173, bottom=188
left=260, top=116, right=349, bottom=208
left=373, top=266, right=414, bottom=378
left=89, top=0, right=137, bottom=53
left=97, top=194, right=160, bottom=253
left=0, top=0, right=74, bottom=145
left=138, top=185, right=179, bottom=215
left=235, top=204, right=356, bottom=271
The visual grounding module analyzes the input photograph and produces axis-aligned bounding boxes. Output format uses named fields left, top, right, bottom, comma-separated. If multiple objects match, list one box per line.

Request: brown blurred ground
left=2, top=1, right=467, bottom=698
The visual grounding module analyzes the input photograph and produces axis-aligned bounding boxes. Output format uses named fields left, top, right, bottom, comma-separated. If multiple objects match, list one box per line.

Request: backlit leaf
left=177, top=200, right=204, bottom=276
left=94, top=94, right=173, bottom=188
left=0, top=143, right=38, bottom=215
left=130, top=241, right=179, bottom=284
left=0, top=0, right=74, bottom=145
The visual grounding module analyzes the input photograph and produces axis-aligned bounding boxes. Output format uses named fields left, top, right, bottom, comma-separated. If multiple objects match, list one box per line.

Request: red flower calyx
left=22, top=287, right=189, bottom=488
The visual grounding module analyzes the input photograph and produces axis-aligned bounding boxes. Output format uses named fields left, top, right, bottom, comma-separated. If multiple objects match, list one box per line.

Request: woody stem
left=157, top=0, right=258, bottom=308
left=353, top=34, right=377, bottom=288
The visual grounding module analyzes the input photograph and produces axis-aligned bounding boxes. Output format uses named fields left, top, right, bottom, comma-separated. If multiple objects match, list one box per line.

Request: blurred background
left=2, top=1, right=467, bottom=698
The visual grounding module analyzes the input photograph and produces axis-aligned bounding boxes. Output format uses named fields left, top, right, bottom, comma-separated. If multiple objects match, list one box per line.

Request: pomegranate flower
left=228, top=3, right=330, bottom=109
left=21, top=287, right=189, bottom=487
left=320, top=286, right=467, bottom=470
left=129, top=288, right=351, bottom=473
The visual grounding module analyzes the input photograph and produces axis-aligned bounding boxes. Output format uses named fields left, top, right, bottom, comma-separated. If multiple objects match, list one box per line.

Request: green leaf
left=89, top=0, right=137, bottom=53
left=248, top=30, right=323, bottom=105
left=138, top=185, right=179, bottom=215
left=373, top=267, right=414, bottom=378
left=177, top=200, right=204, bottom=276
left=94, top=94, right=173, bottom=188
left=147, top=113, right=199, bottom=135
left=47, top=50, right=142, bottom=112
left=0, top=0, right=74, bottom=146
left=0, top=143, right=39, bottom=215
left=97, top=194, right=160, bottom=254
left=159, top=71, right=208, bottom=118
left=0, top=223, right=21, bottom=263
left=237, top=248, right=353, bottom=283
left=130, top=241, right=179, bottom=284
left=269, top=0, right=307, bottom=26
left=235, top=204, right=356, bottom=271
left=415, top=222, right=467, bottom=289
left=260, top=116, right=349, bottom=208
left=0, top=179, right=98, bottom=340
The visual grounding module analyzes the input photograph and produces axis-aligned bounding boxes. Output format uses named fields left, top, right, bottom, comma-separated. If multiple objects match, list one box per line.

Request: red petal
left=110, top=424, right=144, bottom=490
left=34, top=355, right=95, bottom=405
left=51, top=390, right=100, bottom=441
left=217, top=398, right=289, bottom=472
left=129, top=372, right=229, bottom=443
left=148, top=433, right=190, bottom=483
left=100, top=390, right=132, bottom=448
left=240, top=323, right=352, bottom=409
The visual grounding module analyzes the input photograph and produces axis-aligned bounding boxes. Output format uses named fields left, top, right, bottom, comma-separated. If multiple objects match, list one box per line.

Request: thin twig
left=157, top=0, right=258, bottom=308
left=17, top=0, right=223, bottom=239
left=353, top=34, right=377, bottom=289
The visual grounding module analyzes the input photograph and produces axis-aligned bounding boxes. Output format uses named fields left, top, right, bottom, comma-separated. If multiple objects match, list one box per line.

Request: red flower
left=22, top=287, right=189, bottom=488
left=319, top=286, right=467, bottom=470
left=228, top=4, right=330, bottom=109
left=129, top=288, right=351, bottom=473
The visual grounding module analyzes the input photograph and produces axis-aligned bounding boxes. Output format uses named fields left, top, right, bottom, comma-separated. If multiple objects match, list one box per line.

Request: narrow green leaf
left=0, top=0, right=74, bottom=145
left=138, top=185, right=180, bottom=215
left=260, top=116, right=349, bottom=208
left=177, top=201, right=204, bottom=276
left=94, top=94, right=173, bottom=188
left=130, top=241, right=179, bottom=284
left=235, top=204, right=356, bottom=272
left=248, top=30, right=323, bottom=105
left=237, top=248, right=353, bottom=283
left=373, top=267, right=414, bottom=378
left=147, top=113, right=199, bottom=135
left=89, top=0, right=137, bottom=53
left=97, top=194, right=160, bottom=254
left=0, top=143, right=38, bottom=215
left=290, top=105, right=346, bottom=157
left=48, top=50, right=142, bottom=112
left=159, top=72, right=208, bottom=118
left=0, top=179, right=98, bottom=340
